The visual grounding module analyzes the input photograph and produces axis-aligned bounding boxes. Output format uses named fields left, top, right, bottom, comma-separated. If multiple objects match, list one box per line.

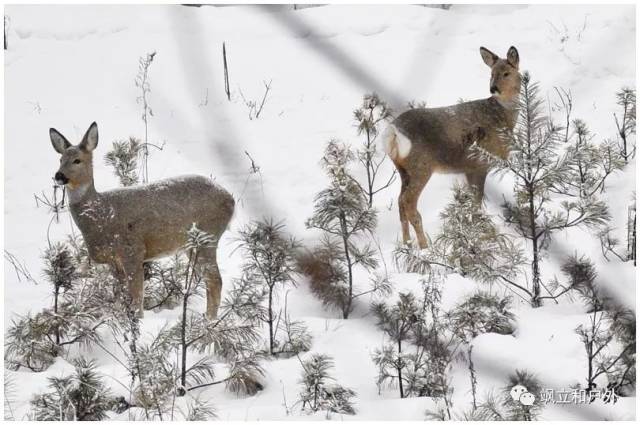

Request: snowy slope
left=4, top=4, right=636, bottom=420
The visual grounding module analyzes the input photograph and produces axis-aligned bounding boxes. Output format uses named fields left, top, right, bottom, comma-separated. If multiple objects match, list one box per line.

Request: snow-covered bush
left=297, top=353, right=357, bottom=416
left=30, top=357, right=113, bottom=421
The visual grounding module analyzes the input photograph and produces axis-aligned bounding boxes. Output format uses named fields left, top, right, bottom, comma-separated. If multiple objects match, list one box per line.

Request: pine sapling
left=6, top=240, right=109, bottom=372
left=30, top=357, right=113, bottom=421
left=477, top=72, right=609, bottom=306
left=305, top=140, right=385, bottom=318
left=568, top=255, right=636, bottom=395
left=237, top=219, right=302, bottom=356
left=371, top=292, right=421, bottom=398
left=614, top=87, right=636, bottom=162
left=394, top=184, right=529, bottom=301
left=449, top=291, right=515, bottom=410
left=354, top=93, right=395, bottom=206
left=43, top=242, right=77, bottom=345
left=297, top=353, right=356, bottom=416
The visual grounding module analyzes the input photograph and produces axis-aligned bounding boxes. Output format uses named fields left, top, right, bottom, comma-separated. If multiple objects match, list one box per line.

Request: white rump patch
left=380, top=124, right=412, bottom=160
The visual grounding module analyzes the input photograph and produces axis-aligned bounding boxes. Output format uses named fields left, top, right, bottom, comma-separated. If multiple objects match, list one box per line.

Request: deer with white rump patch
left=381, top=46, right=521, bottom=249
left=49, top=122, right=235, bottom=318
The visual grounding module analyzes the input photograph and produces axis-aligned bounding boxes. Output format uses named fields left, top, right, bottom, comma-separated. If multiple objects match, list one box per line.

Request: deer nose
left=54, top=171, right=69, bottom=185
left=490, top=84, right=500, bottom=94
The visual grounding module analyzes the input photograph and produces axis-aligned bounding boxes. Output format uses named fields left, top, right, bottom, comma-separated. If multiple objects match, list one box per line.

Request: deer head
left=479, top=46, right=521, bottom=105
left=50, top=122, right=98, bottom=191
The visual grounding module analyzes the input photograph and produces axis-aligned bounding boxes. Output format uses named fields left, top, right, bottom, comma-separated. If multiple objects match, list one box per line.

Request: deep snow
left=3, top=4, right=636, bottom=420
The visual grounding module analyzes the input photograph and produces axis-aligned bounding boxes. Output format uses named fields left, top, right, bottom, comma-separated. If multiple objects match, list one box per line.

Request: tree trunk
left=468, top=344, right=477, bottom=410
left=268, top=285, right=275, bottom=355
left=365, top=128, right=374, bottom=207
left=340, top=213, right=353, bottom=319
left=527, top=185, right=541, bottom=307
left=54, top=286, right=60, bottom=345
left=397, top=338, right=404, bottom=398
left=179, top=294, right=188, bottom=396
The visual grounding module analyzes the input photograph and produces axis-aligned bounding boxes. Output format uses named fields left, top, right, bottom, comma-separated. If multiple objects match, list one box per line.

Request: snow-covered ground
left=4, top=4, right=636, bottom=420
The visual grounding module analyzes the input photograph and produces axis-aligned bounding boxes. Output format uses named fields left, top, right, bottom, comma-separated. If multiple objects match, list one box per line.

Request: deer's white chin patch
left=67, top=183, right=90, bottom=203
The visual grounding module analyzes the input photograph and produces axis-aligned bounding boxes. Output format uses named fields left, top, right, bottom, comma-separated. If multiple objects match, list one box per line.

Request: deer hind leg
left=401, top=169, right=432, bottom=249
left=465, top=170, right=488, bottom=205
left=397, top=166, right=411, bottom=244
left=198, top=244, right=223, bottom=320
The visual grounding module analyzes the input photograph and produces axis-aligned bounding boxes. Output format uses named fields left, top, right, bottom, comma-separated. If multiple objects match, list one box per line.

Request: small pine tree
left=153, top=237, right=266, bottom=397
left=627, top=195, right=636, bottom=264
left=502, top=370, right=543, bottom=421
left=42, top=243, right=77, bottom=345
left=6, top=240, right=109, bottom=372
left=305, top=140, right=384, bottom=318
left=297, top=353, right=356, bottom=416
left=569, top=255, right=636, bottom=395
left=30, top=357, right=113, bottom=421
left=371, top=292, right=421, bottom=398
left=353, top=93, right=395, bottom=207
left=614, top=87, right=636, bottom=162
left=237, top=219, right=306, bottom=356
left=462, top=370, right=543, bottom=421
left=449, top=291, right=515, bottom=410
left=478, top=72, right=609, bottom=306
left=555, top=119, right=624, bottom=199
left=607, top=304, right=636, bottom=396
left=104, top=137, right=143, bottom=186
left=394, top=184, right=529, bottom=301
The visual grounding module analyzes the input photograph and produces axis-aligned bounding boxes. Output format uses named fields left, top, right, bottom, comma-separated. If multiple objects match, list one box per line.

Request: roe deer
left=381, top=46, right=521, bottom=249
left=49, top=122, right=235, bottom=318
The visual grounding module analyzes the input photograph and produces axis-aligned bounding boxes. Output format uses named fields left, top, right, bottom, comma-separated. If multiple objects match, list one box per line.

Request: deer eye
left=503, top=72, right=510, bottom=77
left=73, top=159, right=82, bottom=164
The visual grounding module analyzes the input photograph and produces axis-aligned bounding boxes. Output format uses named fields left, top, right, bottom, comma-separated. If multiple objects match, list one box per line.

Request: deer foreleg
left=465, top=170, right=488, bottom=205
left=199, top=246, right=222, bottom=320
left=114, top=246, right=145, bottom=317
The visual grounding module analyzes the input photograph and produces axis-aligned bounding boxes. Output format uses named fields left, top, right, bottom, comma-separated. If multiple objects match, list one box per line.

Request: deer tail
left=380, top=124, right=411, bottom=161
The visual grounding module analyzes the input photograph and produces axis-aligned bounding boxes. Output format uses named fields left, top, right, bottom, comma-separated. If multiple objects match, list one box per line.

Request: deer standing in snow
left=381, top=46, right=521, bottom=249
left=49, top=122, right=234, bottom=318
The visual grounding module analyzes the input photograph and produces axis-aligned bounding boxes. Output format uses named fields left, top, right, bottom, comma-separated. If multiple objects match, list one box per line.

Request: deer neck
left=67, top=179, right=98, bottom=207
left=493, top=94, right=520, bottom=129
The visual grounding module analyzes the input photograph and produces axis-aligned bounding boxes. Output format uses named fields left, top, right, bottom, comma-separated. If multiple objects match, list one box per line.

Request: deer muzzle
left=54, top=171, right=69, bottom=185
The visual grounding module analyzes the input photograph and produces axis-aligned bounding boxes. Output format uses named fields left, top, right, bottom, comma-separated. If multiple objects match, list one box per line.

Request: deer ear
left=506, top=46, right=519, bottom=68
left=480, top=47, right=499, bottom=68
left=79, top=122, right=98, bottom=152
left=50, top=128, right=71, bottom=154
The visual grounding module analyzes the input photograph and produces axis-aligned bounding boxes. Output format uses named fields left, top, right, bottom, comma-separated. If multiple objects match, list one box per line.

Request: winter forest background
left=3, top=3, right=636, bottom=421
